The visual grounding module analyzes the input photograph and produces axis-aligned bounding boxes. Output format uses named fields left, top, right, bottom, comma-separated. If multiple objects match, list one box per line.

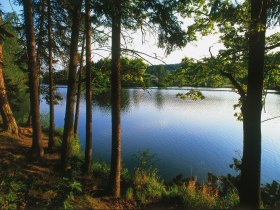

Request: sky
left=1, top=0, right=279, bottom=65
left=1, top=0, right=225, bottom=65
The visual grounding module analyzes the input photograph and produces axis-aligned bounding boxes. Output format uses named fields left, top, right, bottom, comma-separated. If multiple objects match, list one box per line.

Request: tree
left=1, top=13, right=29, bottom=124
left=23, top=0, right=44, bottom=158
left=27, top=0, right=46, bottom=126
left=109, top=0, right=122, bottom=197
left=47, top=0, right=55, bottom=150
left=61, top=0, right=82, bottom=170
left=182, top=0, right=279, bottom=207
left=239, top=0, right=268, bottom=207
left=84, top=0, right=93, bottom=174
left=101, top=0, right=190, bottom=196
left=0, top=14, right=18, bottom=135
left=73, top=33, right=85, bottom=137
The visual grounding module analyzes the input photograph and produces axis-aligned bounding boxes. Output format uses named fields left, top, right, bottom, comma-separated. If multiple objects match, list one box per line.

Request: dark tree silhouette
left=109, top=0, right=121, bottom=197
left=27, top=0, right=46, bottom=126
left=84, top=0, right=93, bottom=174
left=61, top=0, right=82, bottom=170
left=47, top=0, right=55, bottom=150
left=23, top=0, right=44, bottom=158
left=239, top=0, right=268, bottom=208
left=74, top=33, right=85, bottom=137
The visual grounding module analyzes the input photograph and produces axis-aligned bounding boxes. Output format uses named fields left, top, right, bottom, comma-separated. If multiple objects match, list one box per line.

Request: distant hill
left=146, top=63, right=181, bottom=74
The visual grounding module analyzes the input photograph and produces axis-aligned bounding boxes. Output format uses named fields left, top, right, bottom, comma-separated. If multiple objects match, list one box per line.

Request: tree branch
left=262, top=115, right=280, bottom=123
left=219, top=70, right=246, bottom=99
left=209, top=46, right=246, bottom=99
left=121, top=48, right=167, bottom=64
left=265, top=42, right=280, bottom=50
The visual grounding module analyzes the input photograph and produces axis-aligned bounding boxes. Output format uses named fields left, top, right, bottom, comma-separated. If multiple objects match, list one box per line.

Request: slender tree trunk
left=73, top=33, right=85, bottom=137
left=27, top=0, right=46, bottom=126
left=23, top=0, right=44, bottom=158
left=26, top=112, right=32, bottom=126
left=239, top=0, right=267, bottom=208
left=0, top=20, right=18, bottom=135
left=47, top=0, right=55, bottom=150
left=109, top=0, right=121, bottom=197
left=84, top=0, right=93, bottom=174
left=61, top=0, right=82, bottom=170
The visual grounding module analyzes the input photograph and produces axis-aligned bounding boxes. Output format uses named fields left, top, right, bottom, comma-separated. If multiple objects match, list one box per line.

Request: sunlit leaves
left=93, top=57, right=148, bottom=87
left=176, top=89, right=205, bottom=100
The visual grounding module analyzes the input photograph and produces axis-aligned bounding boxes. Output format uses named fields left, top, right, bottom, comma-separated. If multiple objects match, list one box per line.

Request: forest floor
left=0, top=126, right=137, bottom=209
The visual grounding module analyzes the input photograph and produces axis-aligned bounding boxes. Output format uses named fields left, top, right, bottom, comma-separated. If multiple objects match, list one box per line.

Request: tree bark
left=84, top=0, right=93, bottom=174
left=73, top=33, right=85, bottom=137
left=0, top=18, right=18, bottom=135
left=61, top=0, right=82, bottom=170
left=239, top=0, right=268, bottom=208
left=109, top=0, right=121, bottom=197
left=47, top=0, right=55, bottom=150
left=23, top=0, right=44, bottom=158
left=27, top=0, right=46, bottom=126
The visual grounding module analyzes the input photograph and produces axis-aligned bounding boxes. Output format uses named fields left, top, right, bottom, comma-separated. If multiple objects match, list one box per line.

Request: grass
left=1, top=125, right=279, bottom=209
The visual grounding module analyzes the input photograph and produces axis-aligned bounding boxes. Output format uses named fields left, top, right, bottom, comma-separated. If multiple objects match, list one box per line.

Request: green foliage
left=2, top=13, right=29, bottom=120
left=261, top=181, right=280, bottom=208
left=92, top=57, right=149, bottom=88
left=176, top=90, right=205, bottom=101
left=173, top=57, right=228, bottom=88
left=0, top=172, right=27, bottom=209
left=42, top=70, right=69, bottom=85
left=40, top=86, right=63, bottom=105
left=40, top=111, right=50, bottom=130
left=133, top=169, right=166, bottom=204
left=54, top=127, right=64, bottom=138
left=0, top=147, right=85, bottom=209
left=218, top=192, right=240, bottom=209
left=127, top=149, right=240, bottom=208
left=163, top=178, right=239, bottom=209
left=126, top=187, right=134, bottom=201
left=121, top=164, right=131, bottom=183
left=92, top=160, right=130, bottom=183
left=133, top=149, right=157, bottom=173
left=63, top=178, right=83, bottom=209
left=42, top=57, right=149, bottom=88
left=129, top=149, right=165, bottom=204
left=71, top=136, right=82, bottom=158
left=92, top=161, right=111, bottom=177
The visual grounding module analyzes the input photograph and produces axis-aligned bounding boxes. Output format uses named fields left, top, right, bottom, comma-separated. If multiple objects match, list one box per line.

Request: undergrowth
left=1, top=124, right=279, bottom=209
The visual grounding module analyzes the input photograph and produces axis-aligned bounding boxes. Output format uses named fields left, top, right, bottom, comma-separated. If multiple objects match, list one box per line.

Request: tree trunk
left=73, top=33, right=85, bottom=137
left=0, top=21, right=18, bottom=135
left=239, top=0, right=268, bottom=208
left=23, top=0, right=44, bottom=158
left=27, top=0, right=46, bottom=126
left=26, top=111, right=32, bottom=126
left=47, top=0, right=55, bottom=150
left=84, top=0, right=93, bottom=174
left=61, top=0, right=82, bottom=170
left=109, top=0, right=121, bottom=197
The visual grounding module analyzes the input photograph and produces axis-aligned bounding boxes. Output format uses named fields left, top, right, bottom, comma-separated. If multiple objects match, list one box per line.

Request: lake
left=40, top=87, right=280, bottom=183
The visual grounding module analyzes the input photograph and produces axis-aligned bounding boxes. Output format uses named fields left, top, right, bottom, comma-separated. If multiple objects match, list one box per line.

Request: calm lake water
left=40, top=87, right=280, bottom=183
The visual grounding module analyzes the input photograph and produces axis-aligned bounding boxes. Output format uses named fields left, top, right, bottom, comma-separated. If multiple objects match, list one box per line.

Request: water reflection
left=132, top=89, right=141, bottom=106
left=155, top=89, right=165, bottom=109
left=93, top=89, right=131, bottom=113
left=39, top=87, right=280, bottom=183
